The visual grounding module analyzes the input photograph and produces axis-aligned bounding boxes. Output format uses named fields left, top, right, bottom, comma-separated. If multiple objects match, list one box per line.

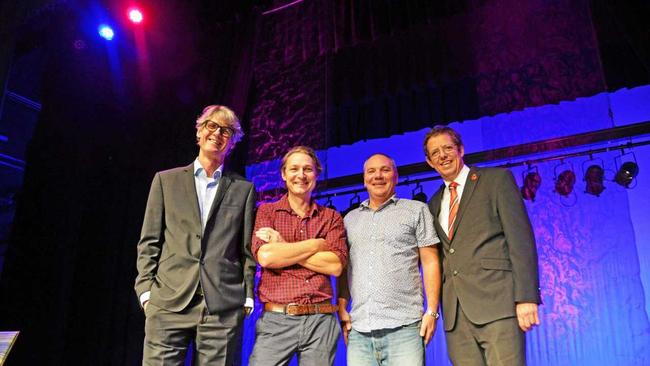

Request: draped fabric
left=522, top=161, right=650, bottom=365
left=247, top=0, right=605, bottom=164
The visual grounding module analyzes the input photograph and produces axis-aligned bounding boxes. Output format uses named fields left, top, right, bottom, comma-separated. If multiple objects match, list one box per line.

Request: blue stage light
left=98, top=24, right=115, bottom=40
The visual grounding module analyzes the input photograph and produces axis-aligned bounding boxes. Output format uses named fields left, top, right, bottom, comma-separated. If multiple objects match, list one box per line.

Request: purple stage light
left=98, top=24, right=114, bottom=40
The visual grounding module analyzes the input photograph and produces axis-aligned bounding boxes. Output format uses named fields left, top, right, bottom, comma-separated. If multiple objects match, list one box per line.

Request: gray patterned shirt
left=344, top=196, right=439, bottom=332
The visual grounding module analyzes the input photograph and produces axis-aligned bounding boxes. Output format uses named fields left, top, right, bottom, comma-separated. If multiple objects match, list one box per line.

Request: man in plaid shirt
left=248, top=146, right=348, bottom=366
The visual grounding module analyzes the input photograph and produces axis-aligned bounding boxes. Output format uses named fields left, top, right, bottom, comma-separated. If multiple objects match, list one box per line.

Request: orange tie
left=448, top=182, right=460, bottom=239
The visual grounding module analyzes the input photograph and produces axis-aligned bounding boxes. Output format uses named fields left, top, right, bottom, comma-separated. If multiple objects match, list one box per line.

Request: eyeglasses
left=428, top=144, right=457, bottom=159
left=202, top=120, right=235, bottom=138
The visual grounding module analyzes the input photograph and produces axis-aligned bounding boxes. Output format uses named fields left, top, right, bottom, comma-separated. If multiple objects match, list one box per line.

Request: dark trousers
left=143, top=296, right=244, bottom=366
left=446, top=302, right=525, bottom=366
left=248, top=312, right=339, bottom=366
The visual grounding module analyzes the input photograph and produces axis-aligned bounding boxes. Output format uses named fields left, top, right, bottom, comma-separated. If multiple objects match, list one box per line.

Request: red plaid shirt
left=252, top=194, right=348, bottom=304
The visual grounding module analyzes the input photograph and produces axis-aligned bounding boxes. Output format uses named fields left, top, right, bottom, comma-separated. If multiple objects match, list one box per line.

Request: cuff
left=245, top=297, right=254, bottom=311
left=139, top=291, right=151, bottom=307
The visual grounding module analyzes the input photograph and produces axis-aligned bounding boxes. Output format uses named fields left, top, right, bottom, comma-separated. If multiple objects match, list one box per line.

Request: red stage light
left=128, top=8, right=143, bottom=23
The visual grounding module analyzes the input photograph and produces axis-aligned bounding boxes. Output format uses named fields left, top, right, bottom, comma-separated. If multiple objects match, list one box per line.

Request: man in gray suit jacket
left=423, top=126, right=541, bottom=366
left=135, top=105, right=256, bottom=365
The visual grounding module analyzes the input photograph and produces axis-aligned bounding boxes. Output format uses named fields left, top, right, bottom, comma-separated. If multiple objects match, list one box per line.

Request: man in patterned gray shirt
left=337, top=153, right=441, bottom=365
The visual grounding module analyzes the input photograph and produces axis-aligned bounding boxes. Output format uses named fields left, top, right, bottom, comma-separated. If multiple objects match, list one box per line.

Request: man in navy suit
left=424, top=126, right=541, bottom=366
left=135, top=105, right=256, bottom=365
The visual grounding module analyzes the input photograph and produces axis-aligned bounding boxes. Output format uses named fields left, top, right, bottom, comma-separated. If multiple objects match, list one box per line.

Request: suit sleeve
left=242, top=184, right=257, bottom=299
left=497, top=170, right=541, bottom=304
left=134, top=173, right=165, bottom=299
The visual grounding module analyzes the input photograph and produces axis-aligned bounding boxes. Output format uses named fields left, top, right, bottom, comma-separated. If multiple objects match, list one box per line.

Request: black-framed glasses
left=202, top=120, right=234, bottom=138
left=428, top=144, right=457, bottom=159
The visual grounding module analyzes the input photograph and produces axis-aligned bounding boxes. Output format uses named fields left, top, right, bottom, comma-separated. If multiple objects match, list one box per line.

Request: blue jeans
left=347, top=321, right=424, bottom=366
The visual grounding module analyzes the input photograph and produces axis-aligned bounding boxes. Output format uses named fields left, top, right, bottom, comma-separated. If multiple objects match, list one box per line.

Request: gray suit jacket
left=428, top=167, right=541, bottom=331
left=134, top=163, right=256, bottom=313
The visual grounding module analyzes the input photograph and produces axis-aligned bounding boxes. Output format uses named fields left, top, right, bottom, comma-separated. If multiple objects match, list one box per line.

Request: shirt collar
left=275, top=194, right=320, bottom=218
left=359, top=194, right=399, bottom=211
left=194, top=158, right=223, bottom=179
left=444, top=165, right=470, bottom=188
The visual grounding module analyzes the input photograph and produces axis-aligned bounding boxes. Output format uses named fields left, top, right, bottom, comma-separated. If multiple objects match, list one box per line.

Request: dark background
left=0, top=0, right=648, bottom=364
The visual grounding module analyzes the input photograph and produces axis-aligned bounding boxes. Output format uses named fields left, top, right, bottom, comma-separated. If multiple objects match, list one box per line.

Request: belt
left=264, top=302, right=338, bottom=316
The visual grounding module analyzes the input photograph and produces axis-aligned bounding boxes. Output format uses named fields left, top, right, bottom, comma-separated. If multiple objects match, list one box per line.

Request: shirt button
left=453, top=270, right=458, bottom=276
left=305, top=280, right=309, bottom=283
left=449, top=248, right=455, bottom=254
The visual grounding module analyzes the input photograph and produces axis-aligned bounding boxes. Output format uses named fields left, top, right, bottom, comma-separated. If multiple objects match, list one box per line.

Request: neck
left=369, top=196, right=390, bottom=210
left=287, top=193, right=312, bottom=217
left=198, top=152, right=223, bottom=177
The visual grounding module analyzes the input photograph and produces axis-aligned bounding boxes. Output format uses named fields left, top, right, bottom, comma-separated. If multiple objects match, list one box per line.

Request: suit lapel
left=182, top=163, right=202, bottom=227
left=429, top=183, right=449, bottom=244
left=206, top=172, right=232, bottom=223
left=452, top=167, right=480, bottom=240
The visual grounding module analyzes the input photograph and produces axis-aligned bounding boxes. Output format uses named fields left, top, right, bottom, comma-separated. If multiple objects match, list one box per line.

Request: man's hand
left=338, top=307, right=352, bottom=345
left=420, top=311, right=437, bottom=345
left=256, top=227, right=285, bottom=243
left=516, top=302, right=540, bottom=332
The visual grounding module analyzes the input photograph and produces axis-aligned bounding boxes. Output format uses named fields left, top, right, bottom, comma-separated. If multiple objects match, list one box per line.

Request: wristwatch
left=425, top=309, right=440, bottom=319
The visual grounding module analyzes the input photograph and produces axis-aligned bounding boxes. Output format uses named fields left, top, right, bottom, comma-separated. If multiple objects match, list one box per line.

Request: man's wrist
left=424, top=308, right=440, bottom=319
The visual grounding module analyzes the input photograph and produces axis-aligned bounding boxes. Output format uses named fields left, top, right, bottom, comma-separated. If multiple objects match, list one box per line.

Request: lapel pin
left=470, top=173, right=478, bottom=181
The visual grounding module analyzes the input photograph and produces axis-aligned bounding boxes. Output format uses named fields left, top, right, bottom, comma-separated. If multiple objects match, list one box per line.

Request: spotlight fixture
left=584, top=165, right=605, bottom=196
left=412, top=182, right=427, bottom=203
left=582, top=155, right=605, bottom=196
left=342, top=192, right=361, bottom=217
left=128, top=8, right=144, bottom=23
left=614, top=151, right=639, bottom=188
left=521, top=165, right=541, bottom=201
left=555, top=170, right=576, bottom=197
left=324, top=196, right=337, bottom=211
left=553, top=161, right=576, bottom=197
left=98, top=24, right=115, bottom=40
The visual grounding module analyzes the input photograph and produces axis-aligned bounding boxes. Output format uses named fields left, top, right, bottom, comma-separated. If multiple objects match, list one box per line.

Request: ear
left=459, top=145, right=465, bottom=158
left=281, top=167, right=287, bottom=183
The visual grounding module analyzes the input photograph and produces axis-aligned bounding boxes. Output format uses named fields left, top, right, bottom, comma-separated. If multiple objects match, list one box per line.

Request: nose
left=437, top=148, right=448, bottom=159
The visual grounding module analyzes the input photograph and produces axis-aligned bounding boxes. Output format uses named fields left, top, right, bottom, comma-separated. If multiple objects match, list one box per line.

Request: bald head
left=363, top=154, right=398, bottom=208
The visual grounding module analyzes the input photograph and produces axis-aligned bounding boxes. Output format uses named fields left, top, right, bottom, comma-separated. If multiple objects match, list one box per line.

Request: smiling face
left=196, top=118, right=233, bottom=163
left=364, top=154, right=398, bottom=206
left=282, top=152, right=318, bottom=199
left=425, top=132, right=465, bottom=181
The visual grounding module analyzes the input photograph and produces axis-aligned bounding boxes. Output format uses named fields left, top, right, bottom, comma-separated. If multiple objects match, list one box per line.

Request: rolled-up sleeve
left=325, top=211, right=348, bottom=268
left=252, top=203, right=273, bottom=260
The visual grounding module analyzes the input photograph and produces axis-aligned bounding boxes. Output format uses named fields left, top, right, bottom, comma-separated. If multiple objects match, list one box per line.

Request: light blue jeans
left=347, top=321, right=424, bottom=366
